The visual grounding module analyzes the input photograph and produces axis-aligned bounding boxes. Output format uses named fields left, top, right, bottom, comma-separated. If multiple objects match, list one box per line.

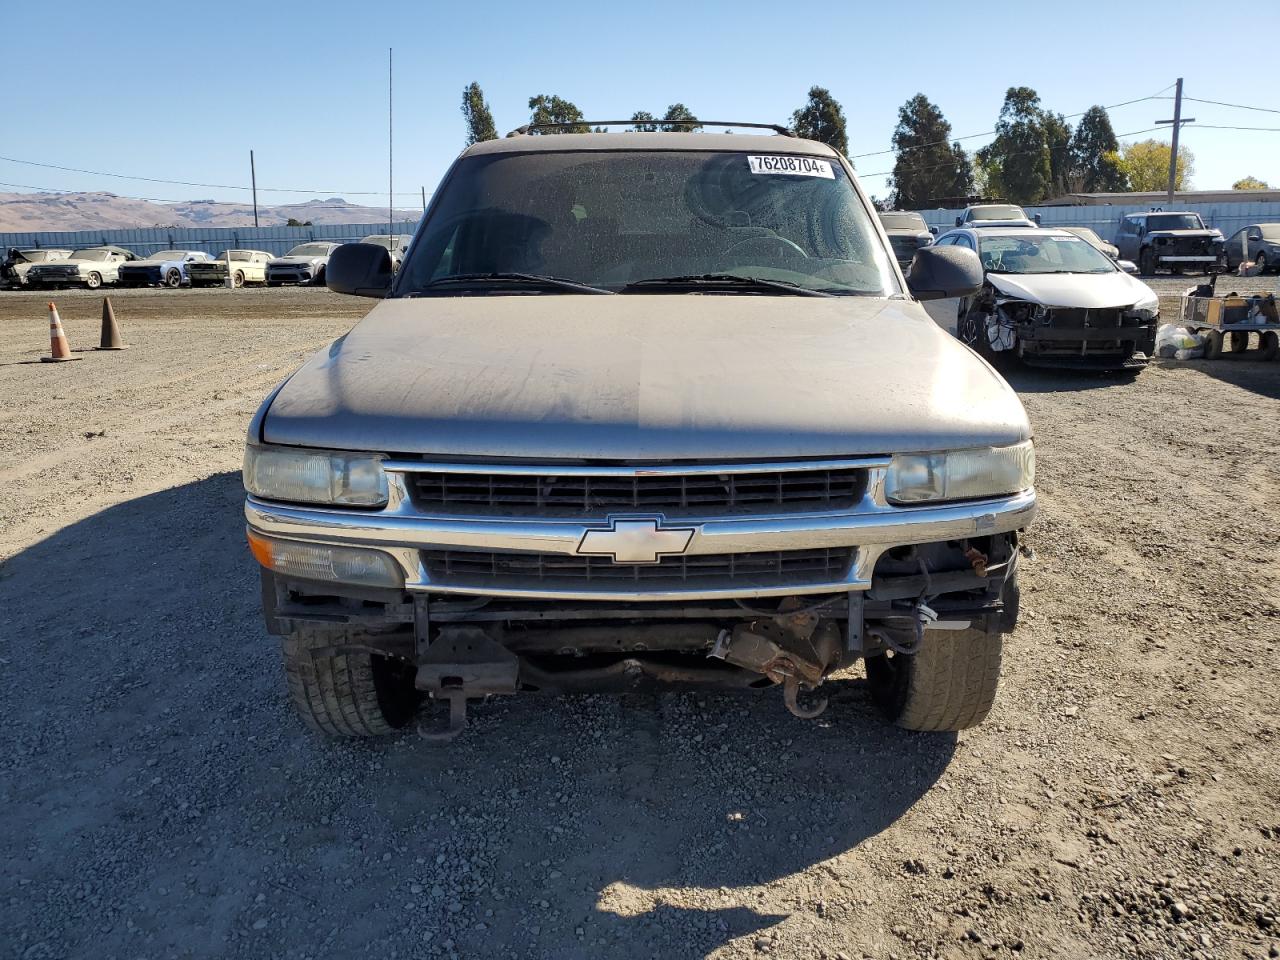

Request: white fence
left=917, top=201, right=1280, bottom=244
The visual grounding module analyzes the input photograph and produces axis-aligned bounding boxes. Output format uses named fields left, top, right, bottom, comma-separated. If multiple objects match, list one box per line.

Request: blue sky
left=4, top=0, right=1278, bottom=209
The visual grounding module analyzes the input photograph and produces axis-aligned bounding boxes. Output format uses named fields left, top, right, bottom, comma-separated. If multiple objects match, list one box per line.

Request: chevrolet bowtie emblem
left=576, top=518, right=697, bottom=565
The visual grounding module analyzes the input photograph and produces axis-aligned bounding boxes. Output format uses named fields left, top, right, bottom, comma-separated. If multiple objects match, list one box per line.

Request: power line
left=1192, top=123, right=1280, bottom=132
left=0, top=154, right=422, bottom=197
left=1183, top=96, right=1280, bottom=116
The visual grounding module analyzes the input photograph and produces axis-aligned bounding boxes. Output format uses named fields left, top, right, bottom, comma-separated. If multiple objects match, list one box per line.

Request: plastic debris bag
left=1156, top=323, right=1205, bottom=359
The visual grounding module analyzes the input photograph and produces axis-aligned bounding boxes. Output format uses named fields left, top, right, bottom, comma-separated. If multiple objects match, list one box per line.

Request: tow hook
left=415, top=627, right=520, bottom=741
left=708, top=610, right=840, bottom=719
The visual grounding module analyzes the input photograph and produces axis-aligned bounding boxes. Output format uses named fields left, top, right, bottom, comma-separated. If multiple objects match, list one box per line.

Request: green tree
left=461, top=82, right=498, bottom=145
left=973, top=147, right=1003, bottom=200
left=1070, top=106, right=1128, bottom=193
left=1042, top=111, right=1074, bottom=197
left=790, top=86, right=849, bottom=157
left=285, top=218, right=313, bottom=227
left=527, top=95, right=588, bottom=134
left=1119, top=139, right=1194, bottom=191
left=1232, top=175, right=1270, bottom=190
left=630, top=110, right=658, bottom=133
left=659, top=103, right=700, bottom=132
left=889, top=94, right=973, bottom=208
left=985, top=87, right=1052, bottom=204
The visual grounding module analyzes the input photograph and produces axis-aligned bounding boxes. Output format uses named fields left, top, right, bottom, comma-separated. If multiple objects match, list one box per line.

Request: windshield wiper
left=409, top=272, right=614, bottom=295
left=620, top=274, right=835, bottom=297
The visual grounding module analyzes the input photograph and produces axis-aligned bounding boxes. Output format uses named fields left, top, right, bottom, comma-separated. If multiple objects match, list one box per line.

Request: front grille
left=408, top=468, right=865, bottom=517
left=1047, top=308, right=1123, bottom=328
left=422, top=547, right=853, bottom=587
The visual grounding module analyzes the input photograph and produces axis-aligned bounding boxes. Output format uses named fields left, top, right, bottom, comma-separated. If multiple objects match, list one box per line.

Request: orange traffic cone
left=95, top=297, right=127, bottom=350
left=41, top=302, right=81, bottom=363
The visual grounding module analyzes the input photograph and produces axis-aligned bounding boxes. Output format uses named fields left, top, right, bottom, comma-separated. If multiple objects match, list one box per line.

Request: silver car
left=266, top=242, right=340, bottom=286
left=243, top=129, right=1036, bottom=739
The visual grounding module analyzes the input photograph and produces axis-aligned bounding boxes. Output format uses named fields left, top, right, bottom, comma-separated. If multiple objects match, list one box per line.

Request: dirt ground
left=1, top=286, right=1278, bottom=960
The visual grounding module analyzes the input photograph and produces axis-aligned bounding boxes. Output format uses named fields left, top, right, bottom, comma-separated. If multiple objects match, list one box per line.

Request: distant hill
left=0, top=192, right=421, bottom=232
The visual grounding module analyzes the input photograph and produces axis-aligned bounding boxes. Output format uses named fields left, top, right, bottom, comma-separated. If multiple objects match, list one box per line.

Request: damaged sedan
left=924, top=227, right=1159, bottom=370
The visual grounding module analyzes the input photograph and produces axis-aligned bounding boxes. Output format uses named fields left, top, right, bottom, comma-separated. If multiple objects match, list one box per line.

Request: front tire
left=233, top=270, right=245, bottom=288
left=282, top=626, right=419, bottom=737
left=865, top=624, right=1003, bottom=732
left=1257, top=252, right=1269, bottom=274
left=1139, top=248, right=1156, bottom=276
left=85, top=272, right=102, bottom=290
left=165, top=268, right=182, bottom=288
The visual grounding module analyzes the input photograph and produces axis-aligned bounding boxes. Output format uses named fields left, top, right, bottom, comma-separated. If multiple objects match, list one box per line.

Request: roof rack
left=505, top=120, right=796, bottom=138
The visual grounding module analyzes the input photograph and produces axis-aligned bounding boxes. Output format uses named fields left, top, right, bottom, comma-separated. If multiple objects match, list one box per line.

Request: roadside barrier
left=41, top=302, right=80, bottom=363
left=95, top=297, right=127, bottom=350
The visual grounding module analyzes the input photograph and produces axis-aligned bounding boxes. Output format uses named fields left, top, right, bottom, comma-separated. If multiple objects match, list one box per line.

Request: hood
left=122, top=260, right=170, bottom=268
left=270, top=256, right=324, bottom=267
left=987, top=270, right=1151, bottom=308
left=261, top=295, right=1031, bottom=461
left=1147, top=229, right=1219, bottom=239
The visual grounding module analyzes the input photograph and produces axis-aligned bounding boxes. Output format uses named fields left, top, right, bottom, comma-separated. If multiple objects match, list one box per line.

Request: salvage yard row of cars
left=0, top=234, right=411, bottom=290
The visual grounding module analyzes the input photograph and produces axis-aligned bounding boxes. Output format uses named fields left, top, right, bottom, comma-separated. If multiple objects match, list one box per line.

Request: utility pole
left=421, top=186, right=427, bottom=216
left=1155, top=78, right=1194, bottom=205
left=388, top=47, right=393, bottom=237
left=249, top=150, right=259, bottom=228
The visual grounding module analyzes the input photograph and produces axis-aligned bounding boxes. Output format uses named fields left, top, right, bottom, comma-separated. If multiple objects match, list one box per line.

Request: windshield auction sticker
left=747, top=155, right=835, bottom=178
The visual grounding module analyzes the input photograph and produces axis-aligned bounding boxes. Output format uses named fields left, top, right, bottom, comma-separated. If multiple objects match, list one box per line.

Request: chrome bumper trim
left=244, top=481, right=1036, bottom=600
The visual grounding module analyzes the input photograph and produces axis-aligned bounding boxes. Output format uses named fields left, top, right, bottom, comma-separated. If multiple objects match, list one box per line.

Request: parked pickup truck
left=1114, top=211, right=1225, bottom=276
left=243, top=130, right=1037, bottom=739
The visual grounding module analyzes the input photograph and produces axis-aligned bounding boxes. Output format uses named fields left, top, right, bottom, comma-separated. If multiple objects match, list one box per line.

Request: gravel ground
left=1, top=287, right=1278, bottom=960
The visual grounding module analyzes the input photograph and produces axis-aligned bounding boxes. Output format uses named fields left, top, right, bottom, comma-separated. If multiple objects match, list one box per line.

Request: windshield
left=980, top=234, right=1116, bottom=274
left=970, top=205, right=1026, bottom=221
left=879, top=213, right=926, bottom=231
left=285, top=244, right=332, bottom=257
left=71, top=249, right=111, bottom=260
left=1258, top=224, right=1280, bottom=240
left=1147, top=214, right=1204, bottom=231
left=398, top=150, right=896, bottom=296
left=21, top=250, right=53, bottom=262
left=361, top=235, right=407, bottom=250
left=144, top=250, right=188, bottom=261
left=226, top=250, right=255, bottom=261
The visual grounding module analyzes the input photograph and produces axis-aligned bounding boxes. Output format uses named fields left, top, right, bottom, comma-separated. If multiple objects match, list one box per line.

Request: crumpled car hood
left=988, top=271, right=1151, bottom=309
left=261, top=295, right=1032, bottom=460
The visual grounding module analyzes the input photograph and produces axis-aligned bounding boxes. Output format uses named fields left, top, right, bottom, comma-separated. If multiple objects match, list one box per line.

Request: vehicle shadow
left=999, top=362, right=1144, bottom=394
left=2, top=472, right=955, bottom=960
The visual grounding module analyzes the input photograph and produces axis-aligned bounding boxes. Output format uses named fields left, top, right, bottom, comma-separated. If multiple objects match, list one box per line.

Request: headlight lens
left=885, top=441, right=1035, bottom=504
left=1132, top=293, right=1159, bottom=318
left=243, top=445, right=388, bottom=507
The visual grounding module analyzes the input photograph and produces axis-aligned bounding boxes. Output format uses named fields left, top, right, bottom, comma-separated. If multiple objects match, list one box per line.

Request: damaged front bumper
left=989, top=299, right=1157, bottom=369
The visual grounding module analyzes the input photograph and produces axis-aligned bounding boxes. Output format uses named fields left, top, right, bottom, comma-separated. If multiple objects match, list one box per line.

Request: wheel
left=1227, top=331, right=1250, bottom=353
left=1258, top=252, right=1269, bottom=274
left=282, top=626, right=420, bottom=737
left=1139, top=248, right=1156, bottom=275
left=1203, top=329, right=1224, bottom=359
left=85, top=271, right=102, bottom=290
left=864, top=623, right=1004, bottom=732
left=1259, top=331, right=1279, bottom=361
left=312, top=266, right=326, bottom=286
left=164, top=268, right=181, bottom=288
left=233, top=270, right=245, bottom=288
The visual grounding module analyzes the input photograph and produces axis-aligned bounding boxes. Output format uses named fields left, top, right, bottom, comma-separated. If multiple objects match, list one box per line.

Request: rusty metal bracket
left=414, top=627, right=520, bottom=742
left=783, top=676, right=828, bottom=719
left=846, top=591, right=865, bottom=654
left=412, top=594, right=431, bottom=662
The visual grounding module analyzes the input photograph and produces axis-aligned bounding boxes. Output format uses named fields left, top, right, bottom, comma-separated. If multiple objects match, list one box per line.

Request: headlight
left=885, top=441, right=1035, bottom=504
left=243, top=445, right=388, bottom=507
left=1132, top=292, right=1159, bottom=319
left=246, top=530, right=403, bottom=587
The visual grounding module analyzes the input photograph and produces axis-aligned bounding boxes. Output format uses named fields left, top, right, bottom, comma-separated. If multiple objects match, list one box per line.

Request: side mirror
left=1033, top=213, right=1042, bottom=225
left=1118, top=259, right=1139, bottom=275
left=907, top=245, right=984, bottom=301
left=326, top=242, right=393, bottom=298
left=929, top=226, right=938, bottom=236
left=955, top=216, right=963, bottom=227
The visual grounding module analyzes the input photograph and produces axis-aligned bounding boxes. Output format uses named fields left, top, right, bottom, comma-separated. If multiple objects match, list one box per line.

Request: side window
left=953, top=235, right=975, bottom=250
left=934, top=235, right=955, bottom=246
